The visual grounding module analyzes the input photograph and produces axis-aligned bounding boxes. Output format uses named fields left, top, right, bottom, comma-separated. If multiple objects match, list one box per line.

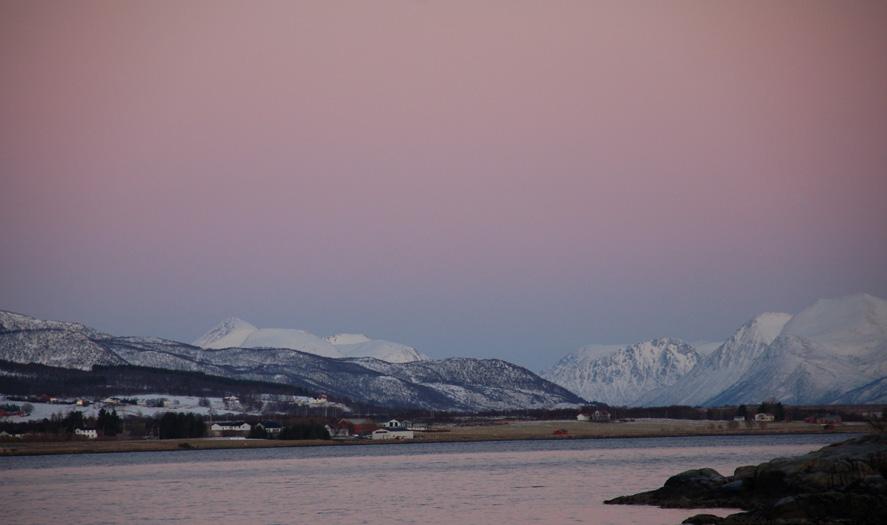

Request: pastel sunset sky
left=2, top=1, right=886, bottom=369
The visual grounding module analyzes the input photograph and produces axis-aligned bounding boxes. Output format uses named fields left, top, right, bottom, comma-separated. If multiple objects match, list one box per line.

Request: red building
left=335, top=418, right=378, bottom=436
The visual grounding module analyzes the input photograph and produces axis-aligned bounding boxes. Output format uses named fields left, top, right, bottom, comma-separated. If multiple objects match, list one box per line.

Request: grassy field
left=423, top=419, right=866, bottom=442
left=0, top=419, right=866, bottom=457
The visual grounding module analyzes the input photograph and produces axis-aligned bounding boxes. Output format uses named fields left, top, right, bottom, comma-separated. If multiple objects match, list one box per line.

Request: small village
left=1, top=391, right=869, bottom=449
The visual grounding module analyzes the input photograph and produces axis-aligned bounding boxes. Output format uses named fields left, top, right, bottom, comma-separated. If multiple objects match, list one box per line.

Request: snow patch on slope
left=241, top=329, right=343, bottom=358
left=194, top=321, right=424, bottom=362
left=327, top=333, right=372, bottom=345
left=781, top=293, right=887, bottom=359
left=193, top=317, right=257, bottom=349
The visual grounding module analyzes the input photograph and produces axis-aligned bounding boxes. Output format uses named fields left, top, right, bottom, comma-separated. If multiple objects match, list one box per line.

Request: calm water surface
left=1, top=434, right=848, bottom=525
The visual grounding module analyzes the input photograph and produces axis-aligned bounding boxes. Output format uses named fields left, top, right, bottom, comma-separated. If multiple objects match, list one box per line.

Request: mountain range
left=193, top=317, right=425, bottom=363
left=540, top=338, right=700, bottom=406
left=0, top=310, right=581, bottom=411
left=543, top=293, right=887, bottom=406
left=2, top=292, right=884, bottom=410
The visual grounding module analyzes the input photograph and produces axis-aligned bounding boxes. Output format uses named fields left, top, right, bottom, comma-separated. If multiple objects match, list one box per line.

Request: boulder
left=682, top=514, right=724, bottom=524
left=605, top=433, right=887, bottom=524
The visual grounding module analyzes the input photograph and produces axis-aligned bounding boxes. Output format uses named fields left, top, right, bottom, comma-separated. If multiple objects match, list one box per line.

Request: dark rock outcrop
left=606, top=433, right=887, bottom=524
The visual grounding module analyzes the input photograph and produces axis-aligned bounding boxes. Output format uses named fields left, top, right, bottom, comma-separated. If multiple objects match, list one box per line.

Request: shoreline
left=0, top=422, right=862, bottom=458
left=604, top=433, right=887, bottom=524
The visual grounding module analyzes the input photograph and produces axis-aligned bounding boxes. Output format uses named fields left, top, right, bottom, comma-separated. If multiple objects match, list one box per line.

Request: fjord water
left=1, top=434, right=847, bottom=525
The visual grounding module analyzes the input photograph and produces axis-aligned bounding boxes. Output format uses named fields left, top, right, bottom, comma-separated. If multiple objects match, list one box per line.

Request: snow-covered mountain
left=541, top=338, right=700, bottom=406
left=637, top=312, right=792, bottom=406
left=0, top=311, right=124, bottom=370
left=193, top=318, right=343, bottom=358
left=705, top=335, right=862, bottom=406
left=834, top=376, right=887, bottom=405
left=193, top=320, right=424, bottom=363
left=346, top=357, right=583, bottom=410
left=1, top=310, right=580, bottom=411
left=327, top=333, right=426, bottom=363
left=543, top=294, right=887, bottom=407
left=704, top=294, right=887, bottom=405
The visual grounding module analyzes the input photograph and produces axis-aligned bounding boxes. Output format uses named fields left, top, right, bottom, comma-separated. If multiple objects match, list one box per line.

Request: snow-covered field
left=0, top=394, right=348, bottom=422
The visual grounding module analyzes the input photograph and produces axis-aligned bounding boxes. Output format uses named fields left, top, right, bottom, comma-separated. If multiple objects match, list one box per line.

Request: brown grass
left=0, top=420, right=864, bottom=457
left=418, top=419, right=863, bottom=443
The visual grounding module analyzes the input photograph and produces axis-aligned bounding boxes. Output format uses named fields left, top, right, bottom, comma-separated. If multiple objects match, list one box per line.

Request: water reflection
left=1, top=434, right=847, bottom=525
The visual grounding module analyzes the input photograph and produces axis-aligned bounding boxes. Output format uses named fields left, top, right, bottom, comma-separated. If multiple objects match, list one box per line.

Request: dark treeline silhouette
left=1, top=410, right=102, bottom=437
left=277, top=423, right=329, bottom=440
left=0, top=360, right=318, bottom=399
left=153, top=413, right=207, bottom=439
left=363, top=403, right=875, bottom=424
left=96, top=408, right=123, bottom=436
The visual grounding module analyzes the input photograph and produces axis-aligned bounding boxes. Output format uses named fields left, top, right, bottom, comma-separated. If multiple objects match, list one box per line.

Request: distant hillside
left=0, top=360, right=319, bottom=400
left=0, top=310, right=582, bottom=411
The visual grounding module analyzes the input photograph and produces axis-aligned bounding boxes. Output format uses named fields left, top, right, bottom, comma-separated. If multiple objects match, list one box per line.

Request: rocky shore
left=605, top=432, right=887, bottom=524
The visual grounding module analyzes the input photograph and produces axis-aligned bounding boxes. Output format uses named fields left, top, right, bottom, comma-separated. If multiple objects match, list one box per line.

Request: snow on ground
left=0, top=394, right=349, bottom=422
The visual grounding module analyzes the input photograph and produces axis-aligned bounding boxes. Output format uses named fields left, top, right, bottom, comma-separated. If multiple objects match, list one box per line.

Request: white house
left=383, top=419, right=403, bottom=429
left=74, top=428, right=98, bottom=439
left=592, top=410, right=611, bottom=422
left=754, top=413, right=775, bottom=422
left=576, top=413, right=591, bottom=422
left=371, top=429, right=414, bottom=440
left=211, top=421, right=251, bottom=434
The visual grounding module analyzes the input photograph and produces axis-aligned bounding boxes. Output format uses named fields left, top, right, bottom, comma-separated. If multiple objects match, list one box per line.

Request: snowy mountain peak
left=193, top=317, right=257, bottom=349
left=707, top=312, right=792, bottom=369
left=635, top=312, right=792, bottom=406
left=744, top=312, right=795, bottom=344
left=193, top=320, right=424, bottom=362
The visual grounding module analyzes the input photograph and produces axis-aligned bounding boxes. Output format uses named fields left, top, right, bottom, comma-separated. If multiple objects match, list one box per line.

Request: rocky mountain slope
left=834, top=376, right=887, bottom=404
left=635, top=312, right=792, bottom=406
left=0, top=311, right=581, bottom=411
left=0, top=311, right=124, bottom=370
left=541, top=338, right=700, bottom=405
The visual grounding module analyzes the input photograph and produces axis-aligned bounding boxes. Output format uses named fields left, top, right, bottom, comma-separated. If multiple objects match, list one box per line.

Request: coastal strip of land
left=0, top=419, right=865, bottom=457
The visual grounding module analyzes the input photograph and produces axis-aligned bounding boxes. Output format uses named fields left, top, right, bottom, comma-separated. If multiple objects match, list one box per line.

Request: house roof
left=214, top=421, right=248, bottom=426
left=338, top=418, right=375, bottom=425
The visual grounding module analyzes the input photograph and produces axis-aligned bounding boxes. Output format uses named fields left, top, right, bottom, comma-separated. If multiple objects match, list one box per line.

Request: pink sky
left=2, top=1, right=886, bottom=368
